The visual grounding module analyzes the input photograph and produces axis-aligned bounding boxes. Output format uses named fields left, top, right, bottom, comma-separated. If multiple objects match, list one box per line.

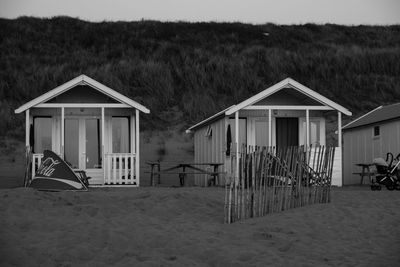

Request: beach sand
left=0, top=186, right=399, bottom=266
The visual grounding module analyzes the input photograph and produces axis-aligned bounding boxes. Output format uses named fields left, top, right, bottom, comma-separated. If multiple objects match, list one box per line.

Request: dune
left=0, top=186, right=399, bottom=266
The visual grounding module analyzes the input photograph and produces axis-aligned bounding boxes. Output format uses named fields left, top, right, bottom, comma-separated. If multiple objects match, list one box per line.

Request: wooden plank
left=124, top=155, right=128, bottom=184
left=136, top=109, right=140, bottom=185
left=112, top=155, right=116, bottom=184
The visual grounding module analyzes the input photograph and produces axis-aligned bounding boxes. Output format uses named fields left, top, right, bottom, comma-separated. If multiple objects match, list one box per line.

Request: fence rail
left=224, top=145, right=335, bottom=224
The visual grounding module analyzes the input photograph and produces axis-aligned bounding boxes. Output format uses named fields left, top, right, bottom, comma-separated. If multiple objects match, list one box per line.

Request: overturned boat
left=29, top=150, right=88, bottom=191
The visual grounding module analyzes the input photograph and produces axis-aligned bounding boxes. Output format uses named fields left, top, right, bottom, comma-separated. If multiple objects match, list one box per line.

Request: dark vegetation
left=1, top=16, right=400, bottom=138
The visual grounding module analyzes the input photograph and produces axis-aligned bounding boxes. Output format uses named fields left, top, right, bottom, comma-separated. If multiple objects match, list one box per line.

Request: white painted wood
left=101, top=107, right=105, bottom=183
left=306, top=109, right=310, bottom=147
left=15, top=74, right=150, bottom=114
left=135, top=109, right=140, bottom=185
left=320, top=118, right=326, bottom=146
left=61, top=107, right=64, bottom=159
left=235, top=111, right=239, bottom=183
left=51, top=117, right=57, bottom=153
left=243, top=105, right=333, bottom=111
left=119, top=154, right=122, bottom=183
left=186, top=105, right=235, bottom=132
left=107, top=155, right=111, bottom=184
left=268, top=109, right=272, bottom=146
left=25, top=109, right=30, bottom=147
left=103, top=153, right=136, bottom=185
left=225, top=78, right=352, bottom=116
left=131, top=113, right=135, bottom=156
left=113, top=155, right=117, bottom=184
left=338, top=111, right=342, bottom=147
left=36, top=103, right=130, bottom=108
left=331, top=148, right=342, bottom=186
left=79, top=119, right=86, bottom=169
left=31, top=153, right=44, bottom=178
left=130, top=154, right=134, bottom=184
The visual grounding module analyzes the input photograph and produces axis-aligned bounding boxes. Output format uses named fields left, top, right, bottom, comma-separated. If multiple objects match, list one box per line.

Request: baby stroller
left=372, top=153, right=400, bottom=191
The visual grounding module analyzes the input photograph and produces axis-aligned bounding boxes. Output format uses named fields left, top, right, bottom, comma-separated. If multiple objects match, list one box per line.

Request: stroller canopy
left=29, top=150, right=87, bottom=191
left=373, top=158, right=388, bottom=167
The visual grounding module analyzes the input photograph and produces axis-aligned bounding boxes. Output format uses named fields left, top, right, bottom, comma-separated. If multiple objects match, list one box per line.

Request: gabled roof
left=186, top=77, right=351, bottom=132
left=342, top=103, right=400, bottom=130
left=15, top=74, right=150, bottom=114
left=225, top=78, right=352, bottom=116
left=186, top=106, right=234, bottom=133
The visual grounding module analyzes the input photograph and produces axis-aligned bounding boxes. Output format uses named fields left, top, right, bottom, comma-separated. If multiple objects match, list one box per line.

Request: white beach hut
left=186, top=78, right=352, bottom=186
left=15, top=74, right=150, bottom=186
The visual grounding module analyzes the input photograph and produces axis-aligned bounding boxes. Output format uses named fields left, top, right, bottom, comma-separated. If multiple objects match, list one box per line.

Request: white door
left=64, top=117, right=101, bottom=170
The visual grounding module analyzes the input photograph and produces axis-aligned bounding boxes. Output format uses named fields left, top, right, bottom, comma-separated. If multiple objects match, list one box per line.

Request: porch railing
left=104, top=153, right=137, bottom=186
left=32, top=153, right=44, bottom=178
left=31, top=152, right=137, bottom=186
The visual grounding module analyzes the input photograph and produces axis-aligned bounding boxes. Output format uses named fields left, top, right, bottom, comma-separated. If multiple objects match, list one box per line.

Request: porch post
left=25, top=109, right=30, bottom=148
left=24, top=109, right=31, bottom=186
left=135, top=109, right=140, bottom=185
left=338, top=111, right=342, bottom=147
left=306, top=109, right=310, bottom=148
left=61, top=107, right=64, bottom=158
left=101, top=107, right=105, bottom=183
left=235, top=111, right=239, bottom=182
left=268, top=109, right=272, bottom=146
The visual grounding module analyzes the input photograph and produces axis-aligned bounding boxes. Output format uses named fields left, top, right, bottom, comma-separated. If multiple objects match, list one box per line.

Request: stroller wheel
left=376, top=185, right=382, bottom=191
left=386, top=184, right=395, bottom=191
left=370, top=185, right=376, bottom=191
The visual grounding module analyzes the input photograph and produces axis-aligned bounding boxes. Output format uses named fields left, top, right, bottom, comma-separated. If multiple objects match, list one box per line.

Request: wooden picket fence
left=224, top=145, right=336, bottom=224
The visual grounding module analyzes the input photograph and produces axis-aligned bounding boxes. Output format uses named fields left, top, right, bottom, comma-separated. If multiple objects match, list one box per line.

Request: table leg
left=179, top=166, right=186, bottom=186
left=150, top=164, right=154, bottom=186
left=367, top=166, right=372, bottom=185
left=361, top=166, right=366, bottom=185
left=157, top=161, right=161, bottom=185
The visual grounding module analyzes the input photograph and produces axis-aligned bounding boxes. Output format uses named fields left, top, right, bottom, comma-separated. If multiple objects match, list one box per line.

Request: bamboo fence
left=224, top=145, right=336, bottom=224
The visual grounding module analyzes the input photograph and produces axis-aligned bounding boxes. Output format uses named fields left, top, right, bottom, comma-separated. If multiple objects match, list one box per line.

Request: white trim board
left=243, top=105, right=334, bottom=111
left=36, top=103, right=131, bottom=108
left=15, top=74, right=150, bottom=114
left=225, top=78, right=351, bottom=116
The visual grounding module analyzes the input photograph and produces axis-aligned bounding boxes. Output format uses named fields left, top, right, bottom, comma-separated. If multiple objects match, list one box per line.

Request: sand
left=0, top=186, right=399, bottom=267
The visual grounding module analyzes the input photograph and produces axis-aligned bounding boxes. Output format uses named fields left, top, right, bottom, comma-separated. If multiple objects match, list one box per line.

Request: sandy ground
left=0, top=186, right=399, bottom=267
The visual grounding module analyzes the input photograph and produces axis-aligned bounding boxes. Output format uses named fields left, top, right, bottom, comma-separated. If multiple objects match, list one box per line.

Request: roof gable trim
left=225, top=78, right=352, bottom=116
left=15, top=75, right=150, bottom=114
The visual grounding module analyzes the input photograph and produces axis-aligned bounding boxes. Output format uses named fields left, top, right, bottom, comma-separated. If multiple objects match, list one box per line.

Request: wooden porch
left=31, top=152, right=138, bottom=186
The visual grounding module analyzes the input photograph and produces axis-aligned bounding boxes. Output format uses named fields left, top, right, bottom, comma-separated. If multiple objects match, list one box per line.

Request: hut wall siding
left=343, top=119, right=400, bottom=185
left=193, top=118, right=226, bottom=186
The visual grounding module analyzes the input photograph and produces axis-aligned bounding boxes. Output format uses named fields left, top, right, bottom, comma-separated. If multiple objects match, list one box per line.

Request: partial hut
left=186, top=78, right=352, bottom=186
left=15, top=74, right=150, bottom=186
left=342, top=103, right=400, bottom=185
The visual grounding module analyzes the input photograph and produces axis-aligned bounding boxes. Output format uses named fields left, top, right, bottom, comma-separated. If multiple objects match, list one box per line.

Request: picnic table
left=354, top=163, right=375, bottom=185
left=145, top=161, right=224, bottom=186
